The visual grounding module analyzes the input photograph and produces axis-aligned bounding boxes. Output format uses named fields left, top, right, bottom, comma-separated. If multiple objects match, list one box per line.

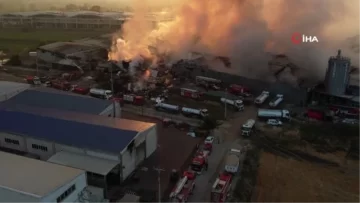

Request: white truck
left=224, top=148, right=242, bottom=174
left=155, top=103, right=180, bottom=113
left=269, top=94, right=283, bottom=107
left=254, top=91, right=270, bottom=105
left=220, top=98, right=244, bottom=111
left=241, top=119, right=256, bottom=137
left=181, top=107, right=209, bottom=118
left=89, top=88, right=113, bottom=100
left=257, top=109, right=291, bottom=121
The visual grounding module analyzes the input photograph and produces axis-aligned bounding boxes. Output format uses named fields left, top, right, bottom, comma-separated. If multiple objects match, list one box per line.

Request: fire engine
left=180, top=88, right=202, bottom=100
left=169, top=171, right=196, bottom=202
left=210, top=172, right=232, bottom=202
left=122, top=94, right=145, bottom=106
left=191, top=150, right=210, bottom=174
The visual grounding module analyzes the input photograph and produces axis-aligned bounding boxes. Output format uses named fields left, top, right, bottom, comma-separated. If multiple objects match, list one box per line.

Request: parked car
left=204, top=136, right=215, bottom=144
left=267, top=119, right=283, bottom=126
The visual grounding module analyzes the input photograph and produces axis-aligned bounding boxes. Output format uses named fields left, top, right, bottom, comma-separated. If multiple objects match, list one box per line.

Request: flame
left=109, top=0, right=359, bottom=80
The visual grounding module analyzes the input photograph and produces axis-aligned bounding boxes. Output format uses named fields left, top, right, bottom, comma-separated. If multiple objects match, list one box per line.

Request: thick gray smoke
left=108, top=0, right=359, bottom=81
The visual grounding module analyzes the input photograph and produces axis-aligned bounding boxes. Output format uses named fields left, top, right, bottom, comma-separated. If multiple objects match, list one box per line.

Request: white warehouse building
left=0, top=151, right=87, bottom=202
left=0, top=105, right=157, bottom=199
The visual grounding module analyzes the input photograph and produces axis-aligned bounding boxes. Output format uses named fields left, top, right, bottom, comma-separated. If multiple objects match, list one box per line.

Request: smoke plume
left=109, top=0, right=359, bottom=81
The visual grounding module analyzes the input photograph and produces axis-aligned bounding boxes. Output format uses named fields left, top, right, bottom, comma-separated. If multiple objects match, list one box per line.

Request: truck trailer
left=241, top=119, right=256, bottom=137
left=269, top=94, right=283, bottom=107
left=181, top=107, right=209, bottom=118
left=89, top=88, right=113, bottom=100
left=155, top=103, right=209, bottom=118
left=220, top=98, right=244, bottom=111
left=254, top=91, right=270, bottom=105
left=155, top=103, right=180, bottom=113
left=257, top=109, right=291, bottom=121
left=224, top=148, right=242, bottom=174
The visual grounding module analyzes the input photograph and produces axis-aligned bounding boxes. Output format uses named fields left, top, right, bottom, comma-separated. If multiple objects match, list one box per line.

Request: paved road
left=188, top=106, right=257, bottom=202
left=189, top=138, right=233, bottom=202
left=121, top=104, right=202, bottom=126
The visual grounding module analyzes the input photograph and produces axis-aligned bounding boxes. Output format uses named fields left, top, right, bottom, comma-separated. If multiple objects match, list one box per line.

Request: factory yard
left=254, top=152, right=359, bottom=202
left=0, top=28, right=112, bottom=54
left=116, top=112, right=202, bottom=201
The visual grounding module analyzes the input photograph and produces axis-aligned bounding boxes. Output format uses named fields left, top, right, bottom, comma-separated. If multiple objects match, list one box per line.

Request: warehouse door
left=135, top=142, right=146, bottom=166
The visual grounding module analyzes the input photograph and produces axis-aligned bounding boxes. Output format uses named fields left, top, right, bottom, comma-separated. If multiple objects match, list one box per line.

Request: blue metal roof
left=0, top=109, right=138, bottom=153
left=4, top=89, right=112, bottom=115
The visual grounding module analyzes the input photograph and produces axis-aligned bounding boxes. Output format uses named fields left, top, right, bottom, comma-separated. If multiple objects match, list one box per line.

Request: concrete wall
left=121, top=147, right=136, bottom=180
left=0, top=132, right=26, bottom=151
left=26, top=137, right=55, bottom=160
left=145, top=126, right=158, bottom=158
left=41, top=172, right=87, bottom=202
left=186, top=68, right=307, bottom=105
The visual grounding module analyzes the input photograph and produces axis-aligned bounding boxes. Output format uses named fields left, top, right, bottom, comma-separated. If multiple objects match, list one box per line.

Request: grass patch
left=232, top=147, right=261, bottom=202
left=0, top=28, right=113, bottom=54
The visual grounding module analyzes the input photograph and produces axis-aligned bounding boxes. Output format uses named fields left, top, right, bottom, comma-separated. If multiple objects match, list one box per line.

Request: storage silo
left=324, top=50, right=351, bottom=96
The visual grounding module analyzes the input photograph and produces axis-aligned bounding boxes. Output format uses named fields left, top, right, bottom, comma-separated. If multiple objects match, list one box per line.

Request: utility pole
left=110, top=64, right=116, bottom=118
left=29, top=51, right=39, bottom=77
left=224, top=88, right=228, bottom=119
left=154, top=167, right=165, bottom=203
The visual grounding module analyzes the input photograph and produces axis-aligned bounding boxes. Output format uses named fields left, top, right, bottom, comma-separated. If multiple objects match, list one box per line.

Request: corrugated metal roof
left=0, top=151, right=84, bottom=198
left=48, top=151, right=119, bottom=175
left=0, top=107, right=140, bottom=153
left=0, top=81, right=31, bottom=102
left=3, top=89, right=111, bottom=115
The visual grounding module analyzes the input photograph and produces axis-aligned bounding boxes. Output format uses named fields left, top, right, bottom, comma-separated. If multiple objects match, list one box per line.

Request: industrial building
left=0, top=11, right=125, bottom=29
left=0, top=11, right=173, bottom=29
left=0, top=151, right=87, bottom=202
left=0, top=105, right=157, bottom=198
left=307, top=50, right=359, bottom=109
left=1, top=88, right=121, bottom=117
left=0, top=81, right=31, bottom=102
left=36, top=39, right=109, bottom=71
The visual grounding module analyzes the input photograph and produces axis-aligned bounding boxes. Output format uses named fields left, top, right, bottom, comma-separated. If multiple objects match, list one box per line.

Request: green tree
left=6, top=55, right=22, bottom=66
left=65, top=4, right=77, bottom=11
left=90, top=5, right=101, bottom=12
left=200, top=116, right=221, bottom=131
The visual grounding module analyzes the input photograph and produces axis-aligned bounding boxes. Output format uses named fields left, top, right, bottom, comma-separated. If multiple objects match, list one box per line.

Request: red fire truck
left=210, top=172, right=233, bottom=202
left=122, top=94, right=145, bottom=106
left=191, top=150, right=209, bottom=174
left=228, top=84, right=250, bottom=95
left=169, top=171, right=196, bottom=202
left=180, top=88, right=203, bottom=100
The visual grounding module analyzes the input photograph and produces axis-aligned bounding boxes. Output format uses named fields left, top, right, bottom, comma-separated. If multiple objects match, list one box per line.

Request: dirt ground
left=254, top=151, right=359, bottom=202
